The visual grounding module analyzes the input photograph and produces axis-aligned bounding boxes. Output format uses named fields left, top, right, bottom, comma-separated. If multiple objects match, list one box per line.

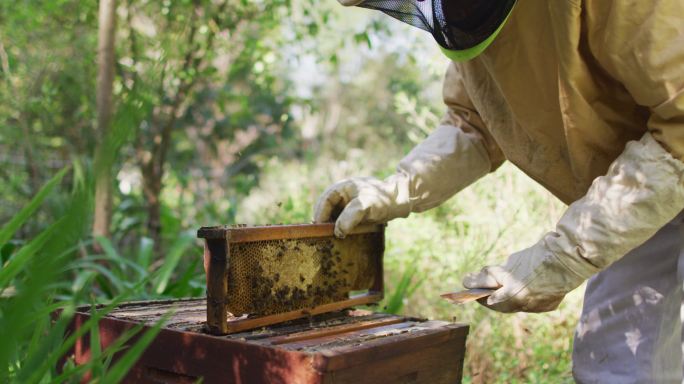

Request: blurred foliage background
left=0, top=0, right=580, bottom=382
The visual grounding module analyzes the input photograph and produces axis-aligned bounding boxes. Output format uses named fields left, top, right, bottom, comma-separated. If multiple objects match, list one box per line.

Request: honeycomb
left=225, top=233, right=382, bottom=316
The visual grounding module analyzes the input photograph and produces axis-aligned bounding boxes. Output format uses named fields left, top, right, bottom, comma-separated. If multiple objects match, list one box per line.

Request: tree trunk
left=142, top=155, right=163, bottom=258
left=92, top=0, right=117, bottom=242
left=136, top=1, right=220, bottom=260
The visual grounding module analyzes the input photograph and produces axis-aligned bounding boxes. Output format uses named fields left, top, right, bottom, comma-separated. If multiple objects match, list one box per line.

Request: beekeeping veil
left=339, top=0, right=517, bottom=61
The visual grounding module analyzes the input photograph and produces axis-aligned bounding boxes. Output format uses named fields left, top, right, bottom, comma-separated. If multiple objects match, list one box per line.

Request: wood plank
left=205, top=239, right=229, bottom=334
left=281, top=321, right=420, bottom=350
left=224, top=312, right=394, bottom=342
left=222, top=292, right=383, bottom=334
left=110, top=303, right=206, bottom=319
left=441, top=289, right=495, bottom=305
left=312, top=322, right=469, bottom=371
left=266, top=317, right=406, bottom=345
left=371, top=229, right=385, bottom=292
left=197, top=223, right=384, bottom=242
left=78, top=297, right=204, bottom=313
left=320, top=340, right=465, bottom=384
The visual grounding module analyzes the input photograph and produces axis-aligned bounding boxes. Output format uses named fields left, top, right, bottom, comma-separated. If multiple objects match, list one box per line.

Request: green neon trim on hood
left=440, top=3, right=515, bottom=62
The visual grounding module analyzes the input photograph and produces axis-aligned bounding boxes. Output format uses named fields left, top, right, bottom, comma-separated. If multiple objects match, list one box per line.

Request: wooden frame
left=198, top=223, right=385, bottom=334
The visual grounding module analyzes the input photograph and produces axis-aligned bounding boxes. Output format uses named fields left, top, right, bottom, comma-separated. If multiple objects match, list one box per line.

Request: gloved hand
left=463, top=239, right=591, bottom=313
left=314, top=124, right=494, bottom=237
left=313, top=175, right=411, bottom=238
left=463, top=133, right=684, bottom=313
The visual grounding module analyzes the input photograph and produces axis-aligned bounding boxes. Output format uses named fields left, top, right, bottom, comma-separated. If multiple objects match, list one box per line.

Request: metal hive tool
left=197, top=223, right=385, bottom=334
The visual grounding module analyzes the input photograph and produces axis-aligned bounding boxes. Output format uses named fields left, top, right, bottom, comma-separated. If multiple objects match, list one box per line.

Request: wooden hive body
left=70, top=299, right=469, bottom=384
left=68, top=224, right=470, bottom=382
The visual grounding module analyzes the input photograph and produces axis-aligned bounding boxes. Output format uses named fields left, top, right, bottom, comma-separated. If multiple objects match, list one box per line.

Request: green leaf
left=50, top=315, right=150, bottom=383
left=95, top=236, right=121, bottom=260
left=89, top=306, right=103, bottom=378
left=0, top=218, right=61, bottom=289
left=24, top=280, right=151, bottom=383
left=72, top=254, right=145, bottom=278
left=15, top=314, right=72, bottom=383
left=98, top=312, right=172, bottom=384
left=0, top=166, right=69, bottom=247
left=384, top=260, right=423, bottom=315
left=166, top=256, right=201, bottom=297
left=153, top=234, right=194, bottom=295
left=136, top=237, right=154, bottom=271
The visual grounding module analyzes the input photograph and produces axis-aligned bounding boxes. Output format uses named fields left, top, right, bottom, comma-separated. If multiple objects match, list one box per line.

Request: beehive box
left=69, top=299, right=469, bottom=383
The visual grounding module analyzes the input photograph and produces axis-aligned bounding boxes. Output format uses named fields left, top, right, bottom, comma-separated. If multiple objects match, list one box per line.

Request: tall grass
left=0, top=163, right=176, bottom=383
left=0, top=84, right=199, bottom=381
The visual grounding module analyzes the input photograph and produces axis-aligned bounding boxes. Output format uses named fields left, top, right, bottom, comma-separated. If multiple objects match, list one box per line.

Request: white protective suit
left=316, top=0, right=684, bottom=381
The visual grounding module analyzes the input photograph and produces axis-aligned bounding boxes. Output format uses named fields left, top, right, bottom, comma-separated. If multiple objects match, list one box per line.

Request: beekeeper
left=313, top=0, right=684, bottom=381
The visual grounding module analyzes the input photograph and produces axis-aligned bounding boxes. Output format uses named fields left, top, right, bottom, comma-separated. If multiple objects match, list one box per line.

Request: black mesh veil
left=356, top=0, right=516, bottom=51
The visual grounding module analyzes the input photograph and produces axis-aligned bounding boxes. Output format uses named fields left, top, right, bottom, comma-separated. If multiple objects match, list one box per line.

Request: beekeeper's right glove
left=314, top=124, right=493, bottom=238
left=462, top=133, right=684, bottom=313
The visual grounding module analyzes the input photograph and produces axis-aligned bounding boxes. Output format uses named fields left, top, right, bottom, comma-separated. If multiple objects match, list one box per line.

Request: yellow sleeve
left=587, top=0, right=684, bottom=160
left=441, top=62, right=506, bottom=170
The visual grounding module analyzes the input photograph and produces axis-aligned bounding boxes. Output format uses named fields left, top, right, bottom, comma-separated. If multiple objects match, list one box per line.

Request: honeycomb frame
left=198, top=223, right=385, bottom=334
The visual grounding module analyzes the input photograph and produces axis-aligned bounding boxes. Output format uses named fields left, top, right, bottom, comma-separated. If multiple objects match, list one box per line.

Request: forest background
left=0, top=1, right=580, bottom=382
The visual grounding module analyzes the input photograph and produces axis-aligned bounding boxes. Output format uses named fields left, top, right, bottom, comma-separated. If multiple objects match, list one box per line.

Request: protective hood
left=340, top=0, right=516, bottom=61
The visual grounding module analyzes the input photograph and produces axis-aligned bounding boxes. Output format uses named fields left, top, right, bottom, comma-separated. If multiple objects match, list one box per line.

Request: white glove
left=314, top=124, right=492, bottom=237
left=313, top=175, right=411, bottom=238
left=463, top=133, right=684, bottom=313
